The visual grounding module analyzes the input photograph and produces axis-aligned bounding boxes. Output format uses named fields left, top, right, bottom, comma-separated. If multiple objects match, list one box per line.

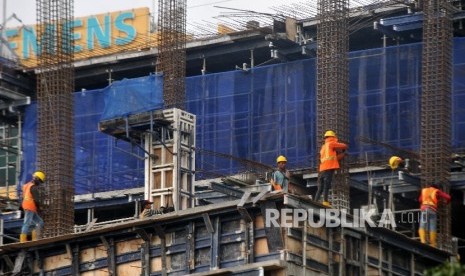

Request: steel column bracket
left=238, top=191, right=253, bottom=222
left=100, top=236, right=116, bottom=275
left=153, top=225, right=167, bottom=276
left=259, top=201, right=284, bottom=251
left=12, top=250, right=26, bottom=274
left=71, top=244, right=80, bottom=276
left=2, top=255, right=14, bottom=271
left=202, top=213, right=214, bottom=233
left=154, top=225, right=165, bottom=239
left=252, top=188, right=269, bottom=205
left=238, top=191, right=252, bottom=207
left=238, top=207, right=253, bottom=223
left=135, top=228, right=151, bottom=242
left=34, top=249, right=44, bottom=274
left=135, top=229, right=151, bottom=276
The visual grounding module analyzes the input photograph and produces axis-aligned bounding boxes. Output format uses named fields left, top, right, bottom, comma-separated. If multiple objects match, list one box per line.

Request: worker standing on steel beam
left=19, top=171, right=45, bottom=243
left=314, top=130, right=348, bottom=207
left=270, top=155, right=291, bottom=193
left=418, top=182, right=451, bottom=248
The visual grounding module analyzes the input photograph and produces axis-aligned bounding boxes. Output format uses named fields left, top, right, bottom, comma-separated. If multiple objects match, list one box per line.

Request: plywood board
left=82, top=269, right=111, bottom=276
left=117, top=261, right=142, bottom=276
left=152, top=256, right=162, bottom=271
left=286, top=236, right=303, bottom=255
left=367, top=242, right=380, bottom=258
left=80, top=245, right=107, bottom=262
left=255, top=215, right=265, bottom=228
left=43, top=253, right=71, bottom=271
left=116, top=238, right=143, bottom=254
left=254, top=238, right=269, bottom=255
left=306, top=246, right=328, bottom=265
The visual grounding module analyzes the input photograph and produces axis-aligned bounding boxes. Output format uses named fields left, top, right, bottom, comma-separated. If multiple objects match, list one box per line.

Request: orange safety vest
left=22, top=182, right=37, bottom=212
left=421, top=187, right=438, bottom=211
left=319, top=137, right=346, bottom=172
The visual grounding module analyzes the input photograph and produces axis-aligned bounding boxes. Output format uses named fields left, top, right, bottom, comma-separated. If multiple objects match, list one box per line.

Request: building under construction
left=0, top=0, right=465, bottom=274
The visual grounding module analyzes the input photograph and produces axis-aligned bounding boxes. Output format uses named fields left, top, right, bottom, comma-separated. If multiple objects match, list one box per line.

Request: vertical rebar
left=316, top=0, right=350, bottom=210
left=420, top=0, right=453, bottom=251
left=156, top=0, right=187, bottom=109
left=36, top=0, right=75, bottom=237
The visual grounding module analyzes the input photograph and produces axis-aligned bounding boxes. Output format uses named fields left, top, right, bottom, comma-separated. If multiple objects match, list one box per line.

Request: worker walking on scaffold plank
left=20, top=171, right=46, bottom=243
left=418, top=182, right=451, bottom=248
left=314, top=130, right=348, bottom=207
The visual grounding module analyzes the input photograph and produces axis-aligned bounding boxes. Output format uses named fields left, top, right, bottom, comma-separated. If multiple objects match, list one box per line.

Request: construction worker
left=389, top=155, right=411, bottom=172
left=140, top=200, right=164, bottom=218
left=418, top=183, right=451, bottom=248
left=314, top=130, right=348, bottom=207
left=270, top=155, right=291, bottom=193
left=20, top=171, right=45, bottom=243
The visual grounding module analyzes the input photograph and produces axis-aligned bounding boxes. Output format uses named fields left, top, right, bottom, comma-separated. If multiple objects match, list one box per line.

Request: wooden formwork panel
left=307, top=225, right=327, bottom=240
left=367, top=242, right=381, bottom=259
left=287, top=236, right=303, bottom=255
left=82, top=270, right=110, bottom=276
left=307, top=246, right=329, bottom=265
left=255, top=215, right=265, bottom=228
left=116, top=261, right=142, bottom=275
left=80, top=245, right=107, bottom=262
left=152, top=257, right=162, bottom=271
left=41, top=253, right=71, bottom=272
left=116, top=238, right=144, bottom=254
left=254, top=238, right=269, bottom=255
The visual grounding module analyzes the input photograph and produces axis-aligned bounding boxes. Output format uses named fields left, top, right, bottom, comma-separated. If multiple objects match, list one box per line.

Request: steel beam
left=380, top=13, right=423, bottom=26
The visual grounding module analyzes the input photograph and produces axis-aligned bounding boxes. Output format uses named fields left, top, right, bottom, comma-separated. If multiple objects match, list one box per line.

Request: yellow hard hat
left=276, top=155, right=287, bottom=163
left=324, top=130, right=336, bottom=137
left=389, top=156, right=402, bottom=170
left=33, top=171, right=46, bottom=182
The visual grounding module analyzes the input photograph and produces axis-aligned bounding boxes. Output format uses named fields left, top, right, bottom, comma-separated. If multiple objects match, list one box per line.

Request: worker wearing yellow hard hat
left=389, top=156, right=403, bottom=170
left=20, top=171, right=46, bottom=243
left=315, top=130, right=348, bottom=207
left=270, top=155, right=291, bottom=192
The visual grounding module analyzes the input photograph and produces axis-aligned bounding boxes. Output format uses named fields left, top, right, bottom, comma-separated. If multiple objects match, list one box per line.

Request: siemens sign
left=4, top=7, right=150, bottom=67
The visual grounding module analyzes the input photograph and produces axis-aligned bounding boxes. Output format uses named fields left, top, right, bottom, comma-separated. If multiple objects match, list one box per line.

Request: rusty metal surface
left=156, top=0, right=187, bottom=109
left=316, top=0, right=350, bottom=210
left=36, top=0, right=75, bottom=237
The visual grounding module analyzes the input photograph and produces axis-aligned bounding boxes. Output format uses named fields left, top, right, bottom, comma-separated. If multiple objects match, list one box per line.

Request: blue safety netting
left=101, top=74, right=163, bottom=120
left=21, top=88, right=146, bottom=195
left=20, top=37, right=465, bottom=194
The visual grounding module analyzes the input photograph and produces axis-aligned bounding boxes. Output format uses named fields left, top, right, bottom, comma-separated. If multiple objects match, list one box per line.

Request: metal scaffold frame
left=35, top=0, right=75, bottom=237
left=316, top=0, right=350, bottom=211
left=420, top=0, right=453, bottom=252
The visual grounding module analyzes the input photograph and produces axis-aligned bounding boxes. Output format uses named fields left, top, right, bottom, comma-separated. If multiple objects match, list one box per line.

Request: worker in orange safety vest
left=314, top=130, right=348, bottom=207
left=20, top=171, right=45, bottom=243
left=418, top=183, right=451, bottom=248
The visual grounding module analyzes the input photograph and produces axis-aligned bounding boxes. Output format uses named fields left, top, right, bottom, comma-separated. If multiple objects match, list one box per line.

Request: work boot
left=418, top=228, right=426, bottom=244
left=322, top=201, right=332, bottom=208
left=31, top=230, right=37, bottom=241
left=19, top=233, right=28, bottom=243
left=429, top=231, right=437, bottom=248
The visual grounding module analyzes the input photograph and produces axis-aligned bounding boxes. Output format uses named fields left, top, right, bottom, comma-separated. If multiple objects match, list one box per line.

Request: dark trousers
left=314, top=169, right=335, bottom=202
